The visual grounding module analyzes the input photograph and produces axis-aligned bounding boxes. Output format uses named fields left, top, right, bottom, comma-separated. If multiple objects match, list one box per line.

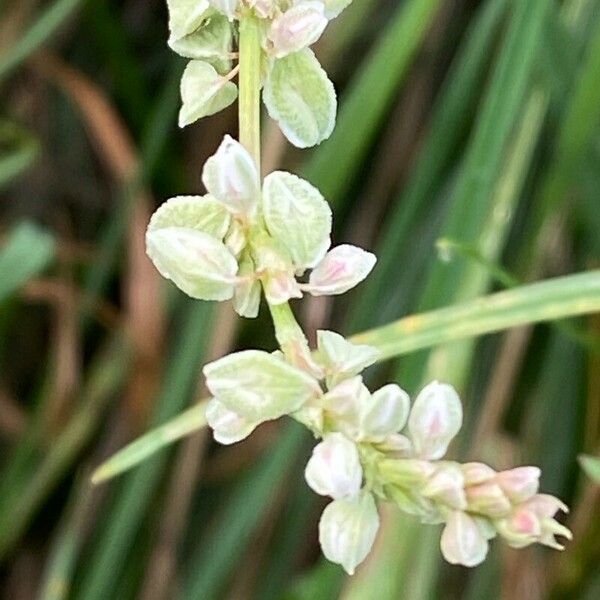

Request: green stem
left=238, top=13, right=310, bottom=364
left=238, top=16, right=262, bottom=171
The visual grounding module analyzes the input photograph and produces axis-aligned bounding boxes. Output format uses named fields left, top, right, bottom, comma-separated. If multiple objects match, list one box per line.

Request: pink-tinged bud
left=305, top=433, right=363, bottom=500
left=407, top=381, right=462, bottom=460
left=465, top=482, right=511, bottom=518
left=305, top=245, right=377, bottom=296
left=496, top=508, right=542, bottom=549
left=496, top=466, right=540, bottom=503
left=263, top=270, right=303, bottom=304
left=378, top=458, right=436, bottom=487
left=461, top=462, right=496, bottom=486
left=268, top=2, right=328, bottom=58
left=422, top=464, right=467, bottom=510
left=440, top=511, right=489, bottom=567
left=522, top=493, right=569, bottom=518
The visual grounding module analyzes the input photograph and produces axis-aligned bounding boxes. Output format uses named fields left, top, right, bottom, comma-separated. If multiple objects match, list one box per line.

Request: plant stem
left=238, top=13, right=310, bottom=364
left=238, top=15, right=262, bottom=171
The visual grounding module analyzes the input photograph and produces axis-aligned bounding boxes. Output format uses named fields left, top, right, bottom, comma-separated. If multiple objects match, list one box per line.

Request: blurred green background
left=1, top=0, right=599, bottom=598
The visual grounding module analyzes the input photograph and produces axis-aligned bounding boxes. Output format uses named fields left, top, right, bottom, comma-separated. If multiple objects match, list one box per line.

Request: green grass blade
left=579, top=454, right=600, bottom=483
left=91, top=401, right=208, bottom=484
left=0, top=0, right=85, bottom=84
left=0, top=222, right=55, bottom=303
left=303, top=0, right=443, bottom=205
left=352, top=270, right=600, bottom=360
left=180, top=423, right=306, bottom=600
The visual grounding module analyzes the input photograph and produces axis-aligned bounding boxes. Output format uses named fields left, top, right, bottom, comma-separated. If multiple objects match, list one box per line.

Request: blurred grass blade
left=91, top=400, right=208, bottom=484
left=181, top=423, right=306, bottom=600
left=0, top=120, right=40, bottom=190
left=354, top=270, right=600, bottom=361
left=0, top=222, right=55, bottom=302
left=303, top=0, right=442, bottom=204
left=579, top=454, right=600, bottom=483
left=0, top=0, right=84, bottom=84
left=349, top=0, right=508, bottom=332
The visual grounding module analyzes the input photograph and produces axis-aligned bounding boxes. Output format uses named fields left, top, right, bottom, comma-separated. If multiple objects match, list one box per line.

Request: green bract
left=263, top=49, right=336, bottom=148
left=167, top=0, right=210, bottom=43
left=203, top=350, right=321, bottom=421
left=262, top=171, right=332, bottom=268
left=179, top=60, right=238, bottom=127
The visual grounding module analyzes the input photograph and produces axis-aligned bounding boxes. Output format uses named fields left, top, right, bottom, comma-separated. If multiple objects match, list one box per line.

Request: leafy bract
left=203, top=350, right=321, bottom=421
left=146, top=227, right=238, bottom=300
left=262, top=170, right=332, bottom=268
left=263, top=49, right=336, bottom=148
left=169, top=13, right=232, bottom=62
left=179, top=60, right=237, bottom=127
left=167, top=0, right=210, bottom=42
left=148, top=195, right=231, bottom=239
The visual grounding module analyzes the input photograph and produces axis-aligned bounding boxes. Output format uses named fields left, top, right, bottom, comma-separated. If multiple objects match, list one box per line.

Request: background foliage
left=0, top=0, right=599, bottom=598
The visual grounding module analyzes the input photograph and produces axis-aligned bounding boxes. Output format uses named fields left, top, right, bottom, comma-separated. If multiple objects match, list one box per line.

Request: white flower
left=318, top=491, right=380, bottom=575
left=407, top=381, right=462, bottom=460
left=440, top=511, right=489, bottom=567
left=305, top=433, right=362, bottom=499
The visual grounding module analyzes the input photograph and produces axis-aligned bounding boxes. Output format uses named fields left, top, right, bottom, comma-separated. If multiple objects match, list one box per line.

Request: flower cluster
left=146, top=135, right=375, bottom=317
left=167, top=0, right=343, bottom=146
left=202, top=331, right=572, bottom=574
left=145, top=0, right=573, bottom=578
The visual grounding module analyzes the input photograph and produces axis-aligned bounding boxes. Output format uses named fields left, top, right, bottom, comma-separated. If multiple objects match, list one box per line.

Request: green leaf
left=166, top=0, right=210, bottom=42
left=203, top=350, right=321, bottom=421
left=264, top=49, right=336, bottom=148
left=0, top=223, right=55, bottom=303
left=169, top=13, right=232, bottom=61
left=0, top=121, right=39, bottom=190
left=148, top=195, right=231, bottom=239
left=262, top=170, right=332, bottom=268
left=146, top=227, right=238, bottom=300
left=579, top=454, right=600, bottom=484
left=179, top=60, right=237, bottom=127
left=91, top=402, right=209, bottom=484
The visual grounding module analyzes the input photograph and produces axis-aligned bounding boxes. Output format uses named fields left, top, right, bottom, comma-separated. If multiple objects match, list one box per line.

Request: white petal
left=179, top=61, right=237, bottom=127
left=233, top=252, right=260, bottom=318
left=316, top=330, right=380, bottom=387
left=202, top=135, right=260, bottom=215
left=305, top=433, right=362, bottom=499
left=318, top=492, right=380, bottom=575
left=203, top=350, right=320, bottom=421
left=205, top=398, right=258, bottom=444
left=306, top=245, right=376, bottom=296
left=496, top=466, right=540, bottom=503
left=440, top=511, right=489, bottom=567
left=422, top=464, right=467, bottom=510
left=262, top=171, right=332, bottom=269
left=408, top=381, right=463, bottom=460
left=361, top=384, right=410, bottom=440
left=146, top=227, right=237, bottom=300
left=322, top=376, right=370, bottom=440
left=268, top=2, right=328, bottom=58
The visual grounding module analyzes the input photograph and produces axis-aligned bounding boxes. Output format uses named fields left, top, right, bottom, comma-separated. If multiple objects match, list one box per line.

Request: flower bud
left=440, top=511, right=489, bottom=567
left=305, top=433, right=362, bottom=499
left=205, top=398, right=258, bottom=444
left=378, top=458, right=436, bottom=487
left=202, top=135, right=260, bottom=216
left=305, top=245, right=377, bottom=296
left=374, top=433, right=413, bottom=457
left=268, top=2, right=328, bottom=58
left=422, top=464, right=467, bottom=510
left=360, top=384, right=410, bottom=441
left=407, top=381, right=462, bottom=460
left=465, top=482, right=512, bottom=518
left=496, top=466, right=540, bottom=503
left=495, top=508, right=542, bottom=549
left=318, top=492, right=380, bottom=575
left=461, top=462, right=496, bottom=486
left=322, top=376, right=370, bottom=439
